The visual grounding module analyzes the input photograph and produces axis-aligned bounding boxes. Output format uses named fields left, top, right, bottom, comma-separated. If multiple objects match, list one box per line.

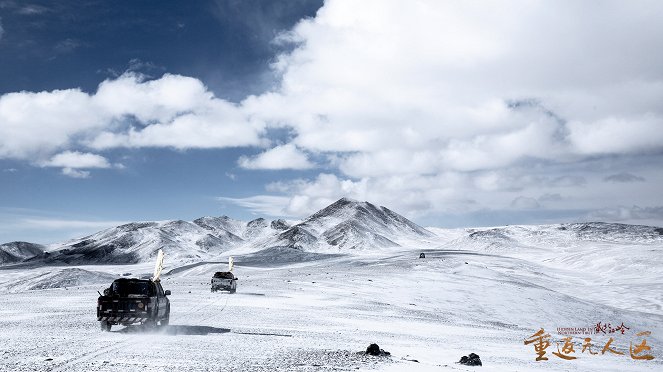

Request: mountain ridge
left=1, top=198, right=433, bottom=265
left=2, top=199, right=662, bottom=267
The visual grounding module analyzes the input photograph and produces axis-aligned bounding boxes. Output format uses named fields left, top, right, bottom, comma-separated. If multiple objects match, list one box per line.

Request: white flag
left=152, top=249, right=164, bottom=281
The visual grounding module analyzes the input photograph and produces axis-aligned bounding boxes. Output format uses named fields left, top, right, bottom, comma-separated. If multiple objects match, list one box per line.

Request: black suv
left=97, top=278, right=170, bottom=331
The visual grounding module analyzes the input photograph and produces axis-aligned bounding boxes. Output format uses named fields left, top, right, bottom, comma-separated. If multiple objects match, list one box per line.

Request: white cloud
left=60, top=168, right=91, bottom=179
left=41, top=151, right=111, bottom=169
left=215, top=2, right=660, bottom=227
left=238, top=144, right=313, bottom=170
left=88, top=73, right=265, bottom=150
left=0, top=88, right=105, bottom=160
left=243, top=0, right=663, bottom=176
left=568, top=115, right=663, bottom=155
left=0, top=73, right=265, bottom=162
left=93, top=73, right=212, bottom=123
left=230, top=0, right=662, bottom=222
left=40, top=151, right=114, bottom=178
left=217, top=195, right=291, bottom=216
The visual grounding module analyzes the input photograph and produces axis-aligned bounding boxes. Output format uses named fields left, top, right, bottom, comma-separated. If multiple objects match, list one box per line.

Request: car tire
left=144, top=318, right=157, bottom=329
left=161, top=308, right=170, bottom=326
left=100, top=321, right=111, bottom=332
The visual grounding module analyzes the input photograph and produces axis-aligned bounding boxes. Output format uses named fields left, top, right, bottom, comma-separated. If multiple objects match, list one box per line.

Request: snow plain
left=2, top=224, right=663, bottom=372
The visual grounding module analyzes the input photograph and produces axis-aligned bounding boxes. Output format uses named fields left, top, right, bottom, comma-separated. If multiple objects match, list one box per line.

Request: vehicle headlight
left=138, top=302, right=144, bottom=309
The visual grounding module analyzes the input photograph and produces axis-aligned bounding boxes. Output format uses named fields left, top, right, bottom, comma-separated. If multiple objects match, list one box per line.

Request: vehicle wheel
left=144, top=319, right=157, bottom=329
left=100, top=321, right=111, bottom=332
left=229, top=289, right=236, bottom=294
left=161, top=308, right=170, bottom=326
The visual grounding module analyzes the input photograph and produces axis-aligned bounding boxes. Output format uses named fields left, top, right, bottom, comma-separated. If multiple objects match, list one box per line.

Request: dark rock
left=247, top=218, right=267, bottom=228
left=366, top=344, right=379, bottom=355
left=458, top=353, right=482, bottom=366
left=271, top=219, right=290, bottom=230
left=365, top=343, right=390, bottom=356
left=419, top=252, right=426, bottom=258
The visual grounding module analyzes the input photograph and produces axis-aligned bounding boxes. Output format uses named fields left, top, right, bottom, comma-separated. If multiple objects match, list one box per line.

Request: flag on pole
left=152, top=249, right=164, bottom=281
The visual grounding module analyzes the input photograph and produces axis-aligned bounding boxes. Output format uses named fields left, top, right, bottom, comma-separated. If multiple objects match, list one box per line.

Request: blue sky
left=1, top=0, right=663, bottom=243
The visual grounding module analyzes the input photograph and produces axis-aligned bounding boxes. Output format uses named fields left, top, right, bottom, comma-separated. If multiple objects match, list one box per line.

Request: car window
left=155, top=283, right=164, bottom=296
left=112, top=280, right=153, bottom=296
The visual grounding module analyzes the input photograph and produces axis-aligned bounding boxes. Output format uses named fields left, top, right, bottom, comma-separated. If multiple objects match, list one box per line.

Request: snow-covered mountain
left=0, top=198, right=433, bottom=265
left=40, top=219, right=244, bottom=264
left=0, top=241, right=44, bottom=264
left=2, top=198, right=662, bottom=267
left=258, top=198, right=435, bottom=251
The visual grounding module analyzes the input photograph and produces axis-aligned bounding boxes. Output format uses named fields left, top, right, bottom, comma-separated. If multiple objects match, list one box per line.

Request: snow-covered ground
left=1, top=228, right=662, bottom=371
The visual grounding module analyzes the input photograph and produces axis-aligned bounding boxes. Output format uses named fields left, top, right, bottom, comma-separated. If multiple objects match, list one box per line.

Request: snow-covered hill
left=41, top=219, right=246, bottom=264
left=0, top=198, right=435, bottom=265
left=0, top=241, right=44, bottom=264
left=252, top=198, right=435, bottom=252
left=2, top=199, right=662, bottom=268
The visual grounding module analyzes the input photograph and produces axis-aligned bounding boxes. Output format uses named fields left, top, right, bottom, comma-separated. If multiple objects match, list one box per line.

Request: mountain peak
left=307, top=198, right=367, bottom=221
left=295, top=198, right=434, bottom=249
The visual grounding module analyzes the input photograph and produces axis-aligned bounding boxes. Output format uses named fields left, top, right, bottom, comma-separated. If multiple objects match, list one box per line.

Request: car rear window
left=213, top=272, right=234, bottom=279
left=111, top=281, right=154, bottom=296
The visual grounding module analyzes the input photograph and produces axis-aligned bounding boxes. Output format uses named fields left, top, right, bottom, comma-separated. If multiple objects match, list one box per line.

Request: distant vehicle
left=419, top=252, right=426, bottom=258
left=211, top=271, right=237, bottom=293
left=211, top=256, right=237, bottom=293
left=97, top=249, right=170, bottom=331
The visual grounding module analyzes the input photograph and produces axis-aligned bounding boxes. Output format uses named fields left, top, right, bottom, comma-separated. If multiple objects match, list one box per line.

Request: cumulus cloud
left=0, top=73, right=265, bottom=162
left=39, top=151, right=118, bottom=178
left=603, top=172, right=646, bottom=183
left=0, top=88, right=103, bottom=160
left=238, top=144, right=314, bottom=170
left=88, top=73, right=266, bottom=150
left=223, top=0, right=663, bottom=224
left=244, top=0, right=663, bottom=173
left=41, top=151, right=111, bottom=169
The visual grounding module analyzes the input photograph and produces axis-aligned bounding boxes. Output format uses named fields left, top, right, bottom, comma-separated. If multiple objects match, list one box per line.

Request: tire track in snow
left=46, top=336, right=140, bottom=372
